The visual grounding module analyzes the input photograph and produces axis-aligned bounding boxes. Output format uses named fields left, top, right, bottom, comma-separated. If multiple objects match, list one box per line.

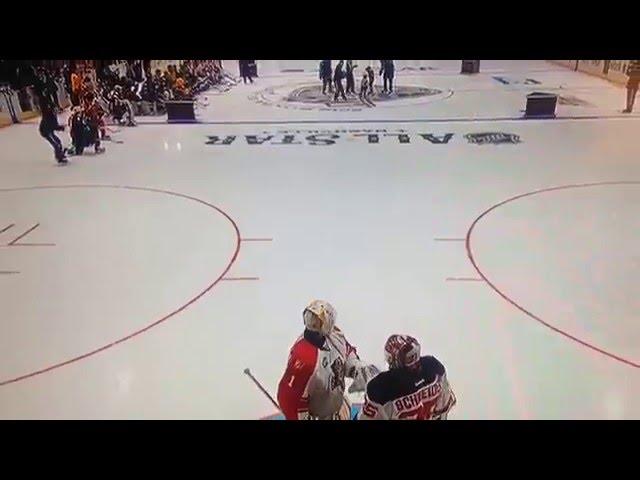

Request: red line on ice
left=0, top=185, right=243, bottom=387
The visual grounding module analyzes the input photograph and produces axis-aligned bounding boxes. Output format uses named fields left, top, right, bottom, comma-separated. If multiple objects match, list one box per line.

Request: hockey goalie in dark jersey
left=359, top=335, right=456, bottom=420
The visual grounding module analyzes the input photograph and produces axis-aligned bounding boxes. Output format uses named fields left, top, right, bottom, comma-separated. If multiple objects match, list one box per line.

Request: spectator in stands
left=179, top=62, right=189, bottom=81
left=70, top=67, right=82, bottom=106
left=173, top=77, right=190, bottom=99
left=44, top=69, right=61, bottom=110
left=131, top=60, right=144, bottom=83
left=62, top=64, right=72, bottom=102
left=623, top=60, right=640, bottom=113
left=212, top=62, right=222, bottom=83
left=151, top=69, right=168, bottom=102
left=80, top=75, right=95, bottom=103
left=166, top=65, right=177, bottom=87
left=140, top=79, right=155, bottom=102
left=153, top=68, right=164, bottom=86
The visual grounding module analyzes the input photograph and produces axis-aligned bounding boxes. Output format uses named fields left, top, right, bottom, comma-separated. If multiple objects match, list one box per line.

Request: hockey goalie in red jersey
left=358, top=334, right=456, bottom=420
left=277, top=300, right=379, bottom=420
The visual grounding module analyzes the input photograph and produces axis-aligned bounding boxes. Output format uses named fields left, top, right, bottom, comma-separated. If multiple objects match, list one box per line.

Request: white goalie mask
left=303, top=300, right=337, bottom=336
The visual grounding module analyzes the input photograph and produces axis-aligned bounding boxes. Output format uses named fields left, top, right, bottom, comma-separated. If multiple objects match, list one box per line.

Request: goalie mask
left=303, top=300, right=336, bottom=336
left=384, top=334, right=421, bottom=370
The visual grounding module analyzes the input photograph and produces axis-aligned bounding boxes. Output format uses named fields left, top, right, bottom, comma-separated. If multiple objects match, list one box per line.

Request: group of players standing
left=37, top=60, right=227, bottom=164
left=36, top=67, right=138, bottom=164
left=277, top=299, right=456, bottom=420
left=319, top=60, right=396, bottom=105
left=35, top=70, right=103, bottom=164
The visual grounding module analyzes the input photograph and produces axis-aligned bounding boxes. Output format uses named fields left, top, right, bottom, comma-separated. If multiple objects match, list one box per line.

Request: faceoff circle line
left=0, top=184, right=242, bottom=387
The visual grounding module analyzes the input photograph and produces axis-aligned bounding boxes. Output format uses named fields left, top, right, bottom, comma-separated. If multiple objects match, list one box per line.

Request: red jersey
left=277, top=327, right=360, bottom=420
left=83, top=100, right=105, bottom=127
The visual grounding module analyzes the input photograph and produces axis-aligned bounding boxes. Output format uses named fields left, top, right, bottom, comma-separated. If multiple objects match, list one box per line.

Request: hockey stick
left=243, top=368, right=282, bottom=413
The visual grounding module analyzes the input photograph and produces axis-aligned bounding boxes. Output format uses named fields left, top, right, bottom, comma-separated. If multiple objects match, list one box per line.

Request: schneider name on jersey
left=360, top=354, right=456, bottom=420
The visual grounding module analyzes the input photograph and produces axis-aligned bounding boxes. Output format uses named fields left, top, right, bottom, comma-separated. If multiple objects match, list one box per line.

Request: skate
left=56, top=151, right=68, bottom=164
left=361, top=96, right=376, bottom=108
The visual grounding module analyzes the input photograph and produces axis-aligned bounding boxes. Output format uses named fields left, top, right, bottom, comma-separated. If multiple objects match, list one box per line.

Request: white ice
left=0, top=60, right=639, bottom=419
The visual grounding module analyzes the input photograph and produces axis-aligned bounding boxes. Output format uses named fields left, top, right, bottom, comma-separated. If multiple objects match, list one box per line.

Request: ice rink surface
left=0, top=60, right=639, bottom=419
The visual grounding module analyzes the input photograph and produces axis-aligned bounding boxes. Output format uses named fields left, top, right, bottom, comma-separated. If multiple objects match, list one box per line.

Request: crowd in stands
left=94, top=60, right=226, bottom=106
left=0, top=60, right=229, bottom=163
left=0, top=59, right=227, bottom=118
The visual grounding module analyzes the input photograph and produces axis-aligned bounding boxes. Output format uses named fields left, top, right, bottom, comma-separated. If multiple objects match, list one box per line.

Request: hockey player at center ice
left=359, top=72, right=371, bottom=104
left=358, top=334, right=456, bottom=420
left=277, top=300, right=379, bottom=420
left=365, top=66, right=375, bottom=96
left=333, top=61, right=347, bottom=102
left=319, top=60, right=333, bottom=95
